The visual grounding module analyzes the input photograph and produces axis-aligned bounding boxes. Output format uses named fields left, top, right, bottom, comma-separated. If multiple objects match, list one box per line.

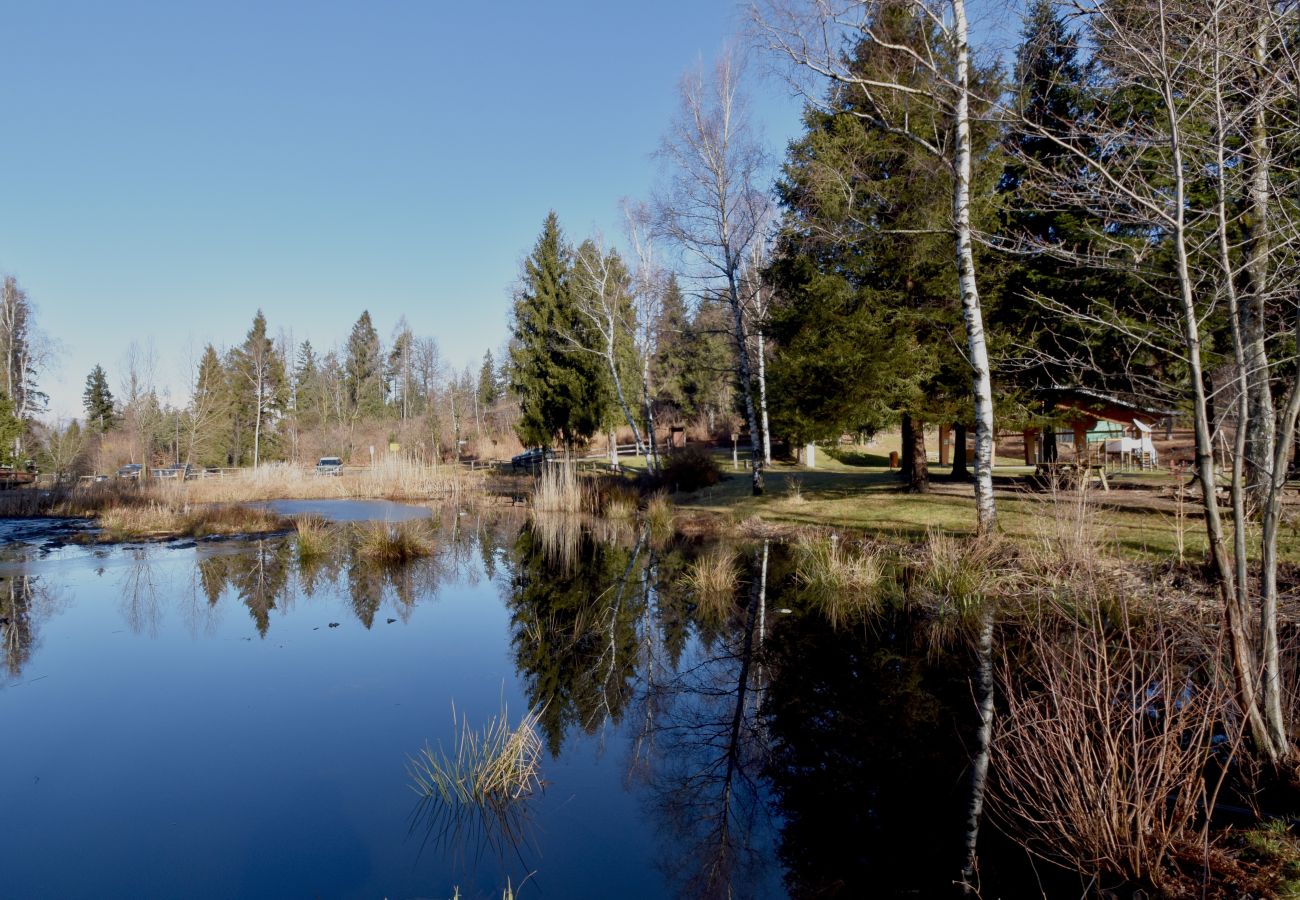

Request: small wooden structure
left=1039, top=388, right=1172, bottom=470
left=668, top=427, right=686, bottom=449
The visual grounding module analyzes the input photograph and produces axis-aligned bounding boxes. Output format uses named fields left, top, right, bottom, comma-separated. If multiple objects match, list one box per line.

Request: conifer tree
left=508, top=212, right=608, bottom=449
left=345, top=311, right=384, bottom=420
left=83, top=364, right=117, bottom=432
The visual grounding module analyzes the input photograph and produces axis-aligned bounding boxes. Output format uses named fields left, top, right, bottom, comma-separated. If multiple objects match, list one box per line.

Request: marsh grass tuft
left=408, top=703, right=544, bottom=814
left=644, top=492, right=674, bottom=535
left=795, top=534, right=884, bottom=627
left=532, top=463, right=591, bottom=514
left=96, top=500, right=291, bottom=541
left=682, top=544, right=740, bottom=620
left=294, top=515, right=334, bottom=559
left=355, top=520, right=435, bottom=563
left=913, top=530, right=1007, bottom=650
left=784, top=475, right=806, bottom=504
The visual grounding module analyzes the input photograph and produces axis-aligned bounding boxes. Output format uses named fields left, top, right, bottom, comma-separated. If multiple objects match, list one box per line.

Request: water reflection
left=2, top=507, right=989, bottom=897
left=1, top=572, right=65, bottom=681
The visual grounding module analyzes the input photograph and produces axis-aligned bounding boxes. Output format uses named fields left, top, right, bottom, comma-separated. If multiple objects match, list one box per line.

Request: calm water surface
left=1, top=505, right=993, bottom=899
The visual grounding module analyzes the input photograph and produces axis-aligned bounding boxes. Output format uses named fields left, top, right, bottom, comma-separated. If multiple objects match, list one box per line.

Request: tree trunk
left=952, top=0, right=996, bottom=536
left=908, top=418, right=929, bottom=493
left=727, top=275, right=763, bottom=496
left=960, top=610, right=995, bottom=894
left=609, top=429, right=619, bottom=471
left=605, top=333, right=644, bottom=456
left=1041, top=426, right=1057, bottom=463
left=951, top=422, right=970, bottom=480
left=642, top=353, right=660, bottom=474
left=1165, top=92, right=1277, bottom=764
left=900, top=414, right=914, bottom=484
left=757, top=329, right=772, bottom=466
left=1241, top=24, right=1276, bottom=507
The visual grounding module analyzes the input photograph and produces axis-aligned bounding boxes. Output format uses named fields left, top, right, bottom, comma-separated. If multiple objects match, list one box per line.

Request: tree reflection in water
left=1, top=570, right=65, bottom=682
left=505, top=521, right=782, bottom=898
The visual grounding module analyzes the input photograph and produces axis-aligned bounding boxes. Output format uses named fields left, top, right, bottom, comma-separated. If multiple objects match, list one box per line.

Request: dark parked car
left=315, top=456, right=344, bottom=476
left=117, top=463, right=142, bottom=479
left=511, top=448, right=555, bottom=471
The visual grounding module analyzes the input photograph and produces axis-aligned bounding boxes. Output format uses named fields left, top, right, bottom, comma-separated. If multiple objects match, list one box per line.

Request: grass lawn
left=619, top=444, right=1300, bottom=563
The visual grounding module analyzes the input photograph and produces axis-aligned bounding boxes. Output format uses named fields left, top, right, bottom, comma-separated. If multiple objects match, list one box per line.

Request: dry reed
left=355, top=520, right=435, bottom=563
left=794, top=534, right=884, bottom=627
left=531, top=463, right=590, bottom=514
left=682, top=544, right=740, bottom=619
left=408, top=703, right=544, bottom=814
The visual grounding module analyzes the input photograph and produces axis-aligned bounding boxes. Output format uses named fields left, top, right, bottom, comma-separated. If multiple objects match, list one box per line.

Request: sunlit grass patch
left=355, top=520, right=434, bottom=563
left=794, top=534, right=884, bottom=627
left=682, top=544, right=740, bottom=619
left=293, top=515, right=334, bottom=559
left=644, top=491, right=674, bottom=535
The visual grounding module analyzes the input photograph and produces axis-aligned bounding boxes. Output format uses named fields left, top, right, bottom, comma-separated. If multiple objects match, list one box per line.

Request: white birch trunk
left=951, top=0, right=996, bottom=534
left=757, top=329, right=772, bottom=466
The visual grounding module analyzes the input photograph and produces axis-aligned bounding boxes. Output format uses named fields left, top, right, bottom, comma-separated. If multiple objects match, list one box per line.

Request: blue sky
left=1, top=0, right=805, bottom=419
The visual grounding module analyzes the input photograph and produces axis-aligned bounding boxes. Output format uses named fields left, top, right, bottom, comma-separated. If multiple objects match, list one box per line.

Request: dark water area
left=0, top=505, right=1047, bottom=898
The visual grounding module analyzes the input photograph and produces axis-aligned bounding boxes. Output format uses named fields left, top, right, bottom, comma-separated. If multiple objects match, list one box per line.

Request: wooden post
left=939, top=424, right=951, bottom=466
left=1023, top=429, right=1037, bottom=466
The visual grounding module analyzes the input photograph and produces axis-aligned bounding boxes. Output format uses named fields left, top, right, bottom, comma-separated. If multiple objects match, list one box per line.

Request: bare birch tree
left=755, top=0, right=1000, bottom=530
left=656, top=49, right=771, bottom=495
left=568, top=235, right=646, bottom=465
left=625, top=201, right=665, bottom=473
left=1002, top=0, right=1300, bottom=764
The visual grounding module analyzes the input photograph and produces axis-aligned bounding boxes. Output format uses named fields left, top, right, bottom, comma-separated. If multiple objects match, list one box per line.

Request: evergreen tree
left=478, top=350, right=500, bottom=409
left=768, top=9, right=1004, bottom=490
left=508, top=212, right=608, bottom=448
left=83, top=364, right=117, bottom=432
left=230, top=311, right=285, bottom=467
left=345, top=311, right=384, bottom=419
left=293, top=340, right=323, bottom=432
left=190, top=344, right=231, bottom=467
left=651, top=275, right=692, bottom=419
left=0, top=395, right=23, bottom=466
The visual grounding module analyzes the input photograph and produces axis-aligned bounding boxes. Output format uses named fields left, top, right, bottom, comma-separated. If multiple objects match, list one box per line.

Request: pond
left=0, top=505, right=1024, bottom=899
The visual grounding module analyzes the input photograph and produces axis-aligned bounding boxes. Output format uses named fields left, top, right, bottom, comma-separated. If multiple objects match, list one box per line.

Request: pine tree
left=189, top=344, right=231, bottom=467
left=768, top=11, right=1004, bottom=491
left=478, top=350, right=499, bottom=409
left=651, top=275, right=692, bottom=419
left=230, top=311, right=285, bottom=467
left=508, top=212, right=608, bottom=449
left=345, top=311, right=384, bottom=419
left=83, top=364, right=117, bottom=432
left=293, top=340, right=323, bottom=432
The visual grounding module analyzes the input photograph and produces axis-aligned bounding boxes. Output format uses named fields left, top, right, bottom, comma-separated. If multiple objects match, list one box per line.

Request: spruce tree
left=83, top=364, right=117, bottom=432
left=508, top=212, right=607, bottom=449
left=345, top=311, right=384, bottom=419
left=478, top=350, right=499, bottom=409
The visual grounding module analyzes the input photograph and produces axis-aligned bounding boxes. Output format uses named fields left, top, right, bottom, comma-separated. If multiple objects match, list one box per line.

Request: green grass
left=656, top=446, right=1300, bottom=562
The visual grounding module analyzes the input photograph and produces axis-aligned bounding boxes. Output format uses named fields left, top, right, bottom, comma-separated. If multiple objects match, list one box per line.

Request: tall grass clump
left=294, top=515, right=334, bottom=559
left=795, top=534, right=884, bottom=627
left=682, top=544, right=740, bottom=620
left=644, top=492, right=674, bottom=535
left=408, top=703, right=544, bottom=815
left=912, top=530, right=1007, bottom=650
left=532, top=463, right=590, bottom=514
left=355, top=520, right=434, bottom=563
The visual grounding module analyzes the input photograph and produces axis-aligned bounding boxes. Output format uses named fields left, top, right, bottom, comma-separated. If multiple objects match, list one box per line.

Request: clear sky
left=1, top=0, right=805, bottom=420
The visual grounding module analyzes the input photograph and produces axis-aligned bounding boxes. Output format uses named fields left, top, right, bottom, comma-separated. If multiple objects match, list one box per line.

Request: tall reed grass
left=682, top=544, right=740, bottom=620
left=408, top=703, right=544, bottom=814
left=794, top=534, right=884, bottom=627
left=355, top=520, right=435, bottom=563
left=531, top=463, right=591, bottom=514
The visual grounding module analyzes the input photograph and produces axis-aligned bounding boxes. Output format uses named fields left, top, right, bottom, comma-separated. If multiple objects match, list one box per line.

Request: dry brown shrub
left=991, top=598, right=1237, bottom=892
